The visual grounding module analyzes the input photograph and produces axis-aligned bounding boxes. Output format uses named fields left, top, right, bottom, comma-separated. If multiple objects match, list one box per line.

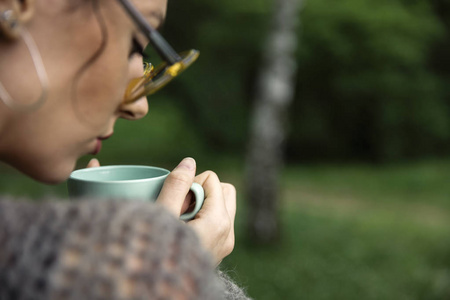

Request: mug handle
left=180, top=182, right=205, bottom=221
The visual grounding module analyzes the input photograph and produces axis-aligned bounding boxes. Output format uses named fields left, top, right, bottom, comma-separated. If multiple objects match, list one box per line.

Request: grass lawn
left=223, top=159, right=450, bottom=300
left=2, top=158, right=450, bottom=299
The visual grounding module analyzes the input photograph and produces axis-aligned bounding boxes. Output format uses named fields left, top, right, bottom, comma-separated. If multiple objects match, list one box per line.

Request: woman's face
left=0, top=0, right=167, bottom=183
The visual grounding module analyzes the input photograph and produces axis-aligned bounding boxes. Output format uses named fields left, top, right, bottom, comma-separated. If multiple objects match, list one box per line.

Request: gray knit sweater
left=0, top=198, right=251, bottom=300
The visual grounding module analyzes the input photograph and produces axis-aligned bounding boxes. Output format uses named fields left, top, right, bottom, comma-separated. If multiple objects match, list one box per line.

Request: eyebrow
left=117, top=0, right=180, bottom=64
left=146, top=11, right=165, bottom=30
left=117, top=0, right=162, bottom=35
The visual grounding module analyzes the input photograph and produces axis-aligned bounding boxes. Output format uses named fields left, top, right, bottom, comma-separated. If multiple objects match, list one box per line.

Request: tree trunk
left=246, top=0, right=301, bottom=243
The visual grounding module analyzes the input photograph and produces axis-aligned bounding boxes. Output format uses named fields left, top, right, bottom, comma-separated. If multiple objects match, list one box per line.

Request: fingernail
left=176, top=157, right=195, bottom=171
left=89, top=158, right=99, bottom=164
left=87, top=158, right=100, bottom=168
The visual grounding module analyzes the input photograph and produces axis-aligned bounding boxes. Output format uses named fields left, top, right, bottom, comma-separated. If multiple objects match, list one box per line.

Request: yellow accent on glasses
left=117, top=0, right=199, bottom=104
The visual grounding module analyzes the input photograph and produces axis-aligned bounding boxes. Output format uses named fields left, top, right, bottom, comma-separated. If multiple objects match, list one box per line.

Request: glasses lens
left=123, top=49, right=199, bottom=103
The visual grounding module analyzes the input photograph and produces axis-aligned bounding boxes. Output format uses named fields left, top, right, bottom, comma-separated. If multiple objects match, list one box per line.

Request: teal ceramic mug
left=68, top=165, right=204, bottom=221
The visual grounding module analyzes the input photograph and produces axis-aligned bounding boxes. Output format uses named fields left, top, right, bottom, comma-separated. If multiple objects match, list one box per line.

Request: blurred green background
left=2, top=0, right=450, bottom=298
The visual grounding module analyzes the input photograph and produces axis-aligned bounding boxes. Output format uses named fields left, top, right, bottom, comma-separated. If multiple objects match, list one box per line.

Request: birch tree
left=246, top=0, right=301, bottom=243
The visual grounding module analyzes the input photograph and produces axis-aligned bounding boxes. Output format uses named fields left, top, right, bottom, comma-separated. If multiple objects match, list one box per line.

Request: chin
left=32, top=172, right=70, bottom=185
left=13, top=158, right=76, bottom=185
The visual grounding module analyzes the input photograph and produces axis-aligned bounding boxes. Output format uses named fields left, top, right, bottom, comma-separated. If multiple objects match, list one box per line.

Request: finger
left=156, top=157, right=196, bottom=216
left=221, top=183, right=236, bottom=254
left=221, top=183, right=237, bottom=220
left=190, top=174, right=235, bottom=264
left=87, top=158, right=100, bottom=168
left=194, top=171, right=226, bottom=214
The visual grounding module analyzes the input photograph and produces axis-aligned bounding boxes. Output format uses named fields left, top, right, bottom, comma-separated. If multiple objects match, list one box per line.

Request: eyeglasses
left=117, top=0, right=199, bottom=104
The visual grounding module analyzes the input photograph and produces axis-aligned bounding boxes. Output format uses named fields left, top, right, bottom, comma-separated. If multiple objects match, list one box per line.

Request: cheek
left=129, top=55, right=145, bottom=79
left=70, top=46, right=130, bottom=124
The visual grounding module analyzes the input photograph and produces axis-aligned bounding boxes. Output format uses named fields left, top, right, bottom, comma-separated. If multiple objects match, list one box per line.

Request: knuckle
left=222, top=183, right=236, bottom=197
left=203, top=170, right=219, bottom=181
left=167, top=171, right=193, bottom=187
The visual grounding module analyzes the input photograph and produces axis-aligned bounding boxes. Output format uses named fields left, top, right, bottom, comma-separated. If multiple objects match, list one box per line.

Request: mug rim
left=69, top=165, right=170, bottom=183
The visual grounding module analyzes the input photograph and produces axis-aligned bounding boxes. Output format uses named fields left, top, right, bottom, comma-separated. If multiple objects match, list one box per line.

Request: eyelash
left=129, top=38, right=148, bottom=59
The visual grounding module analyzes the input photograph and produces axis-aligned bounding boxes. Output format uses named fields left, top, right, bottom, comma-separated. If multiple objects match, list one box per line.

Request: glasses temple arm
left=116, top=0, right=182, bottom=65
left=148, top=31, right=182, bottom=64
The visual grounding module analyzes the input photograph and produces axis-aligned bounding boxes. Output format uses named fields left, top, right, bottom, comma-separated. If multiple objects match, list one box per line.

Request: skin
left=0, top=0, right=235, bottom=265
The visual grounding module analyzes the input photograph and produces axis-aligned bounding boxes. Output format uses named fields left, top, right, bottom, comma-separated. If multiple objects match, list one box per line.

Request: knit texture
left=0, top=198, right=229, bottom=300
left=217, top=271, right=252, bottom=300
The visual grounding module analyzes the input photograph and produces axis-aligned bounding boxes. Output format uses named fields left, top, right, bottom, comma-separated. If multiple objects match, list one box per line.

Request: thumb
left=87, top=158, right=100, bottom=168
left=156, top=157, right=196, bottom=216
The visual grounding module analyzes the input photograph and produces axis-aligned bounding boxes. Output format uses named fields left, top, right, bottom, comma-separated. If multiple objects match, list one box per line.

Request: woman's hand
left=87, top=158, right=101, bottom=168
left=156, top=157, right=236, bottom=265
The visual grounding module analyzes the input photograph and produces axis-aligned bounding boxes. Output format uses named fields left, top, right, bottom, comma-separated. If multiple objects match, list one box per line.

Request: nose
left=118, top=56, right=149, bottom=120
left=118, top=95, right=149, bottom=120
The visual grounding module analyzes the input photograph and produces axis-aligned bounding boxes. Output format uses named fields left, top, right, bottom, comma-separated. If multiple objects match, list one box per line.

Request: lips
left=90, top=139, right=102, bottom=155
left=90, top=132, right=113, bottom=155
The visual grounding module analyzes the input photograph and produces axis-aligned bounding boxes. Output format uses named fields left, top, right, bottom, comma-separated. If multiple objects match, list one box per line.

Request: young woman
left=0, top=0, right=245, bottom=298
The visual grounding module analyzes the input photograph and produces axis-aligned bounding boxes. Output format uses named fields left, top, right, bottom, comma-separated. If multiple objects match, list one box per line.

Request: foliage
left=159, top=0, right=271, bottom=154
left=290, top=0, right=449, bottom=162
left=156, top=0, right=450, bottom=163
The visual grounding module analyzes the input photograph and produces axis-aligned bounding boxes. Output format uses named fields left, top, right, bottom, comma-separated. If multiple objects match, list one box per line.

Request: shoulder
left=0, top=197, right=227, bottom=299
